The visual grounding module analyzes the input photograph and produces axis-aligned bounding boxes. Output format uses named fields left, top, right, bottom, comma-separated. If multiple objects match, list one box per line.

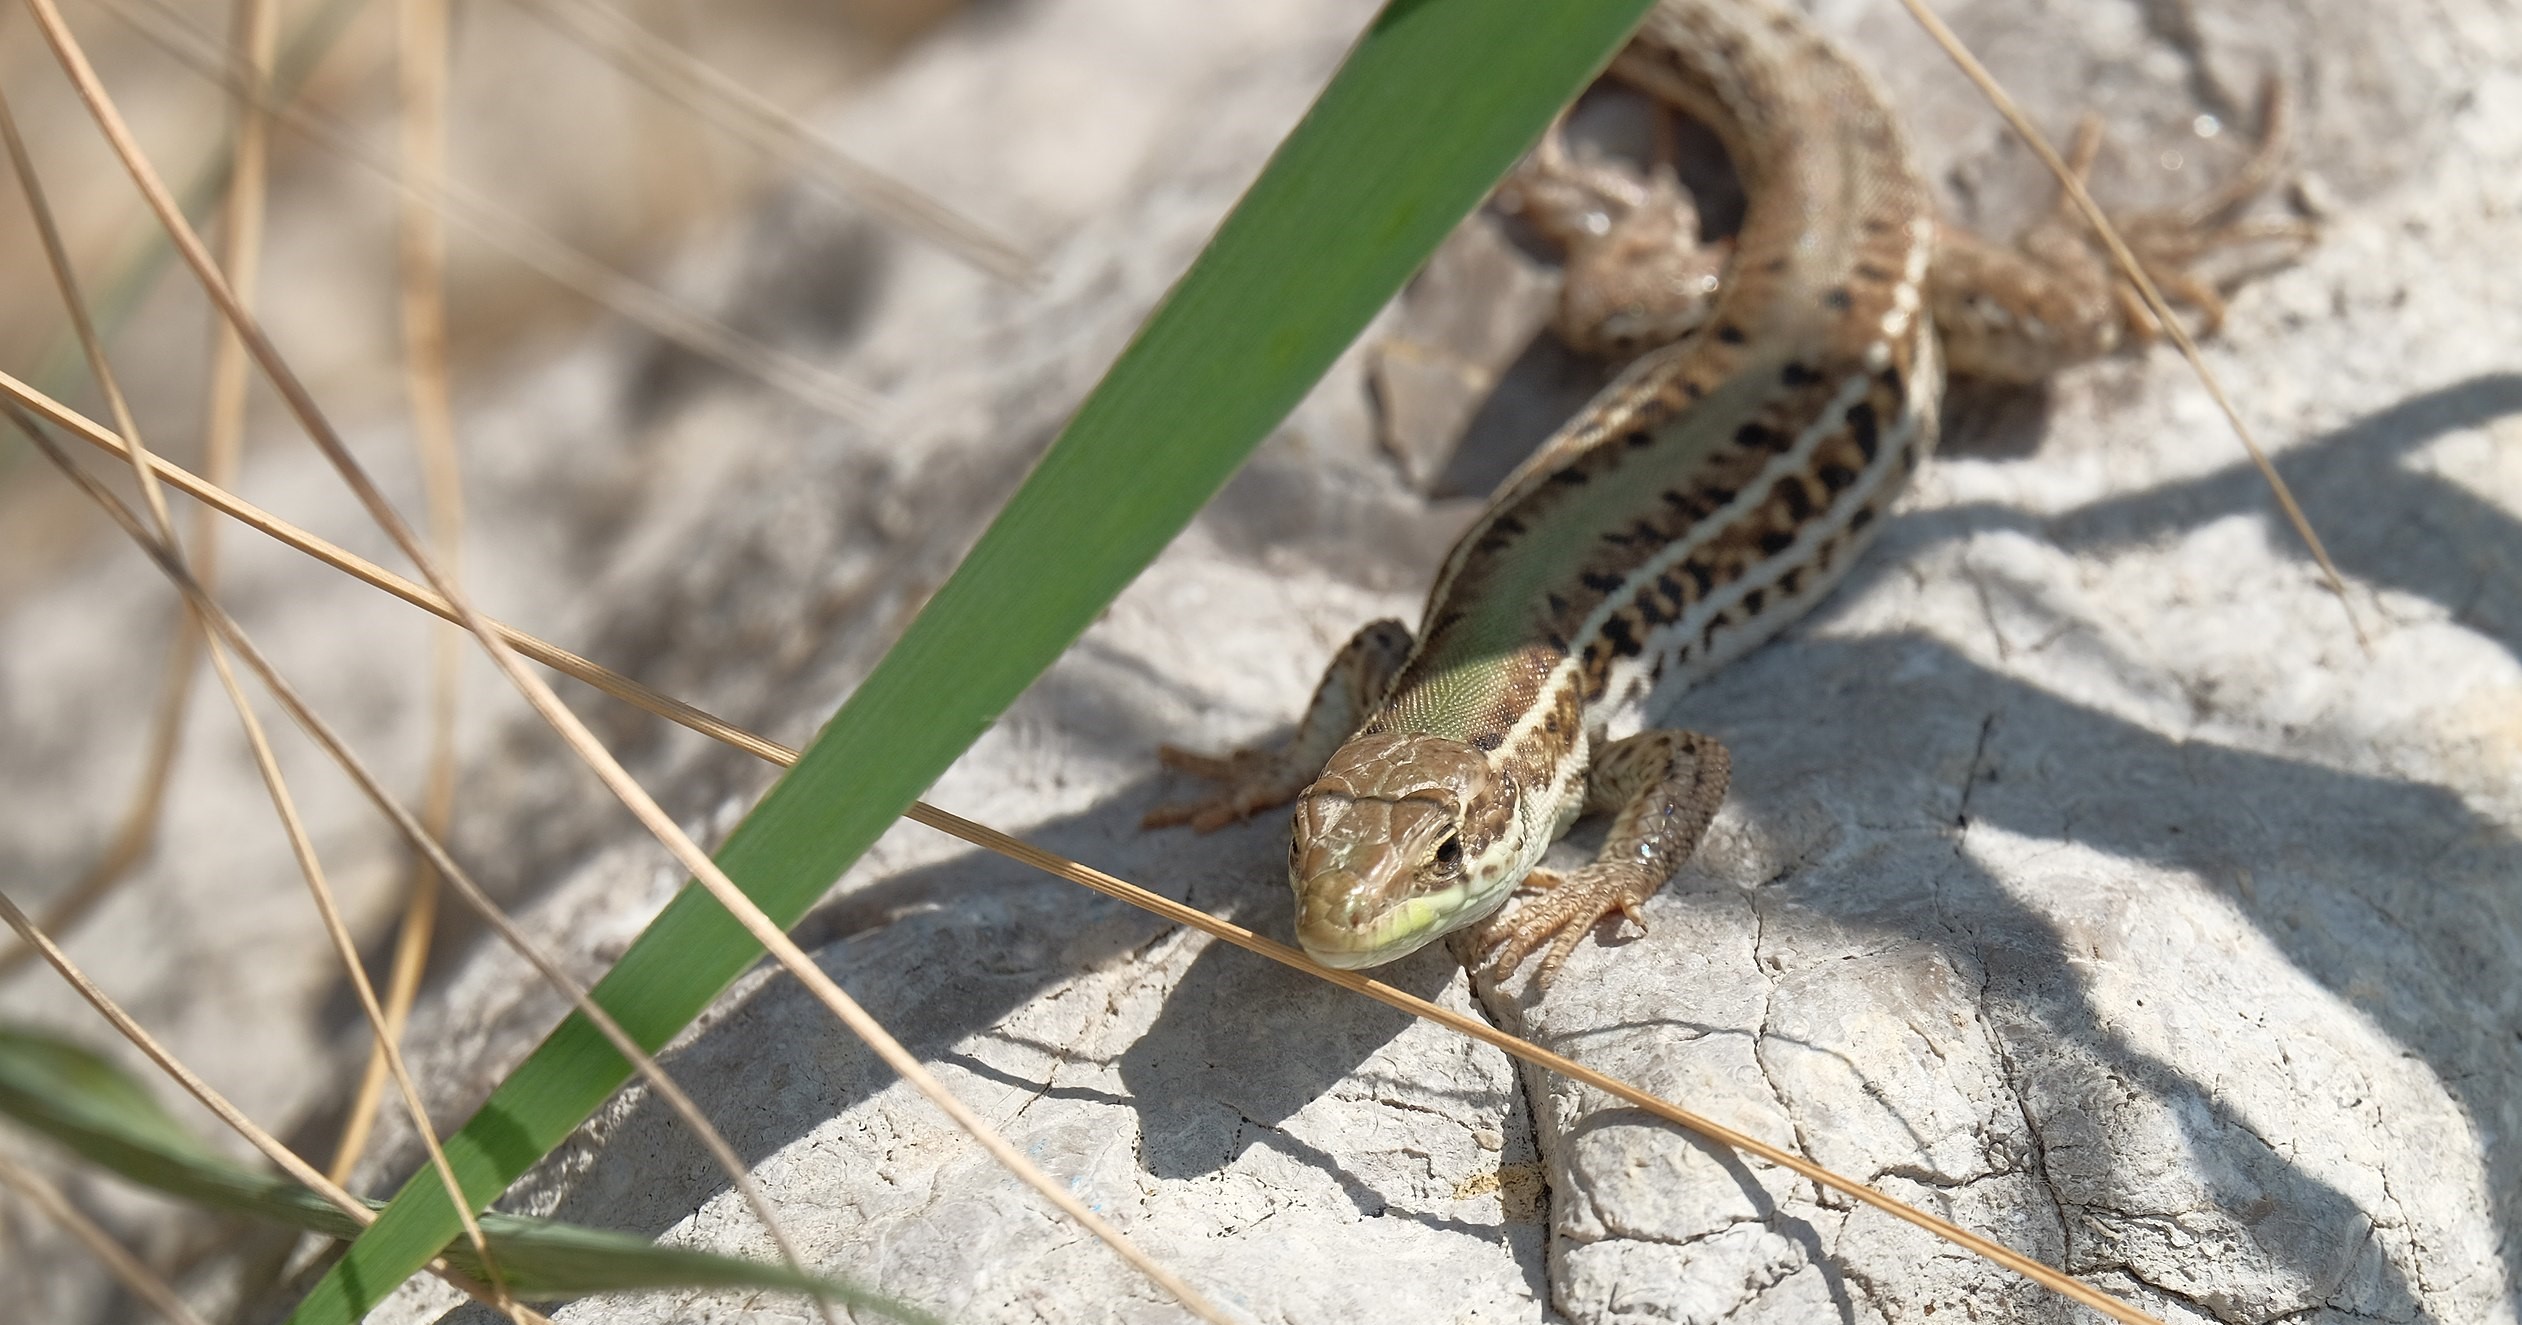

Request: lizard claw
left=1475, top=863, right=1655, bottom=989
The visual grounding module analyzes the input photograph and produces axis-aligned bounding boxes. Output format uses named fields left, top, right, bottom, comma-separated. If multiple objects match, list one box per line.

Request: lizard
left=1145, top=0, right=2305, bottom=986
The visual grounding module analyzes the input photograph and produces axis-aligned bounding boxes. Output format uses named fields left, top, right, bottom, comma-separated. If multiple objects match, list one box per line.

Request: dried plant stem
left=14, top=415, right=843, bottom=1324
left=0, top=0, right=276, bottom=985
left=94, top=0, right=883, bottom=425
left=5, top=375, right=2159, bottom=1324
left=197, top=563, right=528, bottom=1322
left=328, top=0, right=463, bottom=1193
left=21, top=2, right=1228, bottom=1311
left=1896, top=0, right=2363, bottom=648
left=1, top=56, right=520, bottom=1311
left=193, top=0, right=275, bottom=644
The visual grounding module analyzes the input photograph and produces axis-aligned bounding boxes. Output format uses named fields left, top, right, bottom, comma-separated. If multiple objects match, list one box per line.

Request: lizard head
left=1288, top=732, right=1518, bottom=969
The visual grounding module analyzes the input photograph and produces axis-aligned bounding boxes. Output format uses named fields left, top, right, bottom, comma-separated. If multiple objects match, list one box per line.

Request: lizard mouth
left=1293, top=873, right=1489, bottom=969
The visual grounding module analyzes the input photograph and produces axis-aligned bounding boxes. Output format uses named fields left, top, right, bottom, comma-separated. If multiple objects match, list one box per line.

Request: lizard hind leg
left=1143, top=619, right=1415, bottom=833
left=1476, top=728, right=1731, bottom=988
left=1931, top=75, right=2314, bottom=384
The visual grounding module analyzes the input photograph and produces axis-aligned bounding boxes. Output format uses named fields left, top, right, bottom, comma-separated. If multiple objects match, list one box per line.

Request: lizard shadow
left=1933, top=370, right=2522, bottom=668
left=1676, top=373, right=2522, bottom=1315
left=424, top=751, right=1551, bottom=1323
left=1695, top=624, right=2502, bottom=1320
left=431, top=374, right=2514, bottom=1322
left=1121, top=371, right=2522, bottom=1315
left=1115, top=617, right=2502, bottom=1319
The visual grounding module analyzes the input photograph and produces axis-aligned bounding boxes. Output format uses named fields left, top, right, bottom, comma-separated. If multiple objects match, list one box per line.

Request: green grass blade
left=292, top=1, right=1653, bottom=1318
left=0, top=1027, right=936, bottom=1315
left=460, top=1214, right=936, bottom=1314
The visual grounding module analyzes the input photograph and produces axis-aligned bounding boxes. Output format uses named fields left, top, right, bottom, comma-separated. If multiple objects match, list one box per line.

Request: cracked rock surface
left=4, top=0, right=2517, bottom=1323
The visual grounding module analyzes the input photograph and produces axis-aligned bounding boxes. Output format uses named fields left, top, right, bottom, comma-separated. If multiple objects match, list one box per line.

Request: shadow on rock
left=430, top=373, right=2513, bottom=1322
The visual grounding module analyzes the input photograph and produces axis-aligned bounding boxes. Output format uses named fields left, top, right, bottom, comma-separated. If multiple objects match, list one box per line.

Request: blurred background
left=0, top=0, right=973, bottom=600
left=4, top=0, right=2511, bottom=1321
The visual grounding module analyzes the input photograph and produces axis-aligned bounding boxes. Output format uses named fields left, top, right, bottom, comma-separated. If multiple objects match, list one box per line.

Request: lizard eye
left=1432, top=835, right=1462, bottom=871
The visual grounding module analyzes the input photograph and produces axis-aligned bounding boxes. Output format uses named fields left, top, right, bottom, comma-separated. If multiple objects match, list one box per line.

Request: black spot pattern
left=1778, top=479, right=1814, bottom=522
left=1735, top=421, right=1787, bottom=453
left=1847, top=399, right=1881, bottom=461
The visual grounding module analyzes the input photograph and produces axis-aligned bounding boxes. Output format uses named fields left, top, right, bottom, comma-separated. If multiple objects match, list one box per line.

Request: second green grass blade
left=289, top=2, right=1655, bottom=1319
left=0, top=1027, right=932, bottom=1316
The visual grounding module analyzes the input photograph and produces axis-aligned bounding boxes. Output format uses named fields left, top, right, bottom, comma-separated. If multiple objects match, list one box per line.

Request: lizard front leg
left=1143, top=619, right=1414, bottom=832
left=1477, top=729, right=1731, bottom=987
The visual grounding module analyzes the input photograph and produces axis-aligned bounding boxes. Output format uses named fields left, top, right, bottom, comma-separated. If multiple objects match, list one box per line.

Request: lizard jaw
left=1293, top=869, right=1496, bottom=968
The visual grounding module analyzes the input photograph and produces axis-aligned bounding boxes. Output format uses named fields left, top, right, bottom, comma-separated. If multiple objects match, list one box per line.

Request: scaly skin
left=1148, top=0, right=2302, bottom=987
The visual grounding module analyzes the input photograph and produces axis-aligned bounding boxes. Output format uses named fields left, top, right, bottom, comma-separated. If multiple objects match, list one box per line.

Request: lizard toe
left=1479, top=864, right=1653, bottom=986
left=1144, top=746, right=1313, bottom=832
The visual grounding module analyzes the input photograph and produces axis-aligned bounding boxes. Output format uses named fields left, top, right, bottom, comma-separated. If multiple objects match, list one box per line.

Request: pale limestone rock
left=4, top=1, right=2516, bottom=1323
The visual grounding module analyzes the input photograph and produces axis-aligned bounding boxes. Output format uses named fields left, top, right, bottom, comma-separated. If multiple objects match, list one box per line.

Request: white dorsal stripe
left=1477, top=188, right=1937, bottom=765
left=1483, top=361, right=1881, bottom=768
left=1618, top=323, right=1941, bottom=733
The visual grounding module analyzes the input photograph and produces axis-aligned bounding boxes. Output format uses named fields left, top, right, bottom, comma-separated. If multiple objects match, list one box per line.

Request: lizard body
left=1150, top=0, right=2299, bottom=984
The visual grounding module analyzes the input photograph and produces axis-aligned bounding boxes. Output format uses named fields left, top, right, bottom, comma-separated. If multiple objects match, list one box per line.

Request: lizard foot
left=1143, top=620, right=1414, bottom=834
left=2055, top=78, right=2317, bottom=341
left=1142, top=742, right=1315, bottom=833
left=1930, top=79, right=2315, bottom=384
left=1475, top=862, right=1655, bottom=989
